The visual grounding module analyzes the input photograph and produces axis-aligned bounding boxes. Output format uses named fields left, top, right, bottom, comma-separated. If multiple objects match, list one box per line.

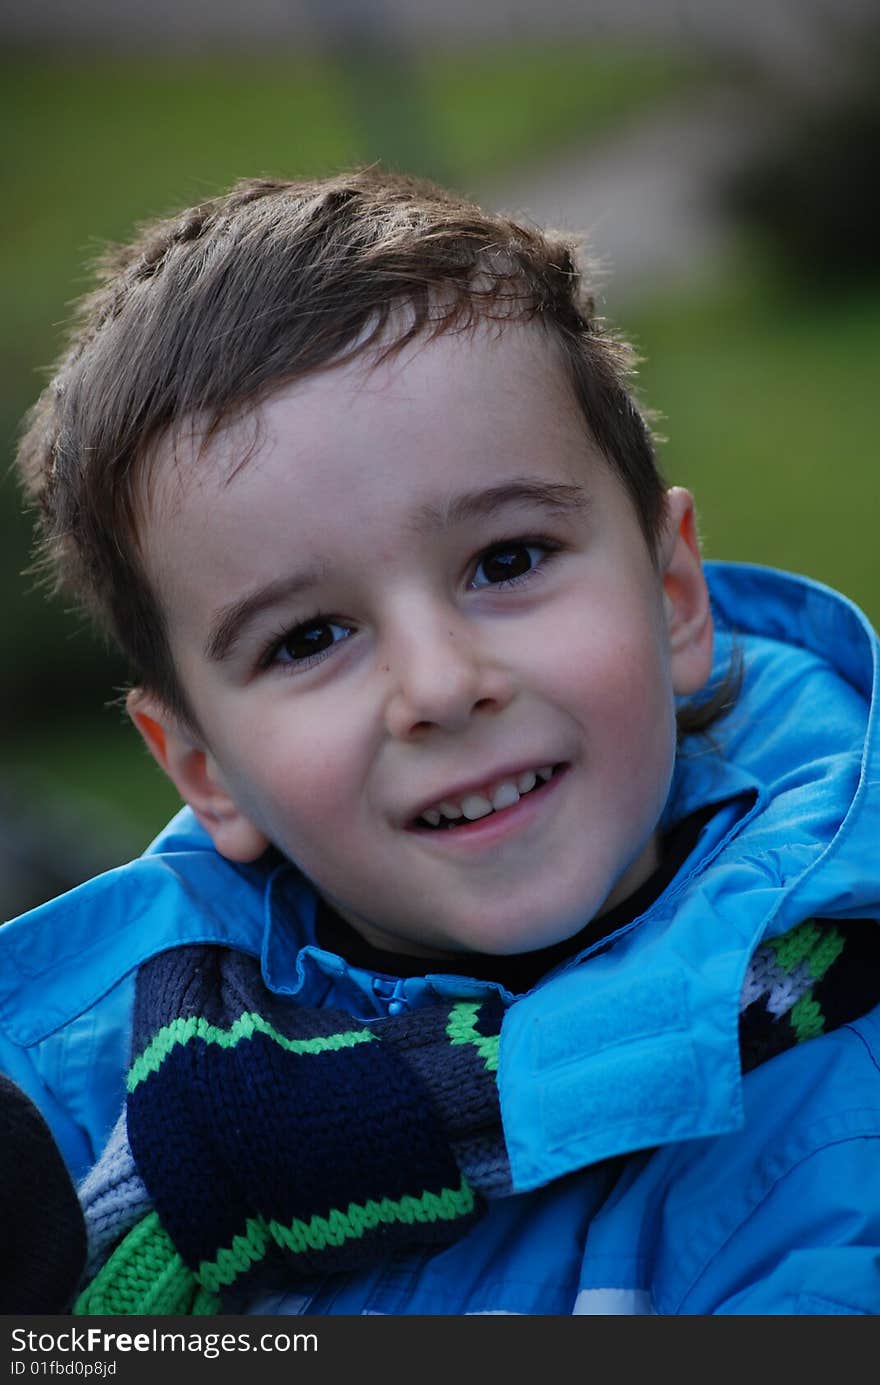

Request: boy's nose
left=382, top=611, right=515, bottom=740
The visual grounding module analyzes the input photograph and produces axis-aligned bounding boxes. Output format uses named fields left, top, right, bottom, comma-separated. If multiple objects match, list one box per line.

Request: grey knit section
left=77, top=1109, right=151, bottom=1280
left=376, top=1004, right=503, bottom=1142
left=374, top=1003, right=512, bottom=1196
left=452, top=1133, right=514, bottom=1198
left=740, top=945, right=815, bottom=1015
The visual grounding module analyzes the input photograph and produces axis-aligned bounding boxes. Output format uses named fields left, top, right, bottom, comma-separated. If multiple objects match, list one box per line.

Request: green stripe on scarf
left=199, top=1175, right=476, bottom=1294
left=768, top=919, right=842, bottom=977
left=447, top=1002, right=500, bottom=1072
left=128, top=1012, right=375, bottom=1091
left=76, top=1177, right=477, bottom=1314
left=75, top=1212, right=219, bottom=1316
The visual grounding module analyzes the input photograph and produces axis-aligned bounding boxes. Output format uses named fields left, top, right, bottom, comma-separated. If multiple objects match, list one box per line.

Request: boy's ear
left=658, top=487, right=714, bottom=697
left=126, top=689, right=270, bottom=863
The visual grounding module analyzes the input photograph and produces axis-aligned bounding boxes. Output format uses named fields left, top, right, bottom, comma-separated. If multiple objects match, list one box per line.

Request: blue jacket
left=2, top=562, right=879, bottom=1314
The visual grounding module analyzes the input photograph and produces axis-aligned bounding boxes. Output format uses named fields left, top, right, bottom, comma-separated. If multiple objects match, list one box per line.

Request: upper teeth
left=419, top=766, right=555, bottom=826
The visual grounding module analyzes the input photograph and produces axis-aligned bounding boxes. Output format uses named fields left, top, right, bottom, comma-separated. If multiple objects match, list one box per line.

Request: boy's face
left=135, top=323, right=713, bottom=959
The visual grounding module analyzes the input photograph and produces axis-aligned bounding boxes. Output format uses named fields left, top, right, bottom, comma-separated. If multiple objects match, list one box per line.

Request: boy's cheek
left=542, top=625, right=671, bottom=721
left=233, top=735, right=371, bottom=850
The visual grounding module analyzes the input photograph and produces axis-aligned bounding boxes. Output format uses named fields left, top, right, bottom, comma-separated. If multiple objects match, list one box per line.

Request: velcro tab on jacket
left=499, top=963, right=741, bottom=1191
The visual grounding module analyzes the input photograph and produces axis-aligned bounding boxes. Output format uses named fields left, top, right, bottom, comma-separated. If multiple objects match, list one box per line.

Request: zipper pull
left=371, top=975, right=409, bottom=1016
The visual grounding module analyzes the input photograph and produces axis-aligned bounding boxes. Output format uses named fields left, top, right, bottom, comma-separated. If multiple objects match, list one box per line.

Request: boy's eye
left=470, top=542, right=548, bottom=589
left=271, top=620, right=351, bottom=667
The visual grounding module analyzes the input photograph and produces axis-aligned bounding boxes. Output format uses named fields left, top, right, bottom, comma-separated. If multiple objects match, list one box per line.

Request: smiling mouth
left=412, top=764, right=564, bottom=831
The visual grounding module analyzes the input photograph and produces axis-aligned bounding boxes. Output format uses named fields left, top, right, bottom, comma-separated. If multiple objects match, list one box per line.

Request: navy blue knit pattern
left=126, top=946, right=488, bottom=1292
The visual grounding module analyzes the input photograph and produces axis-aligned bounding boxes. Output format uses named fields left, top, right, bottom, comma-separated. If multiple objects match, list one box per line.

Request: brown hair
left=16, top=167, right=734, bottom=731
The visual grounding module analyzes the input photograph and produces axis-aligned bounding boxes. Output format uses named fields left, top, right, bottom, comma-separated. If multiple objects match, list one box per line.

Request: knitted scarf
left=75, top=916, right=878, bottom=1316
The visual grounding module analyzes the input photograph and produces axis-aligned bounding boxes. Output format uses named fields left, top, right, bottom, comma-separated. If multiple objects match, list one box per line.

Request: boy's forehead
left=146, top=319, right=588, bottom=521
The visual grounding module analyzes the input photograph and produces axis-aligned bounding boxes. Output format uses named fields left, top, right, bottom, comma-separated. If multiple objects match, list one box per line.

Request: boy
left=3, top=169, right=880, bottom=1315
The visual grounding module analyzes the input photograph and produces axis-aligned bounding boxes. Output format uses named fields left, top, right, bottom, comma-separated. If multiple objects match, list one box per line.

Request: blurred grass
left=5, top=714, right=183, bottom=845
left=3, top=43, right=699, bottom=402
left=629, top=267, right=880, bottom=625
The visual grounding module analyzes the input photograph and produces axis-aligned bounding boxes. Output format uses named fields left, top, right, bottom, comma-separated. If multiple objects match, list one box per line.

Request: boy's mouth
left=412, top=764, right=562, bottom=831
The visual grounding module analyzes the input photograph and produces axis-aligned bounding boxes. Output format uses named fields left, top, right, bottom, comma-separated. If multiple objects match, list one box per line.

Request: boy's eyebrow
left=204, top=479, right=588, bottom=663
left=205, top=563, right=330, bottom=663
left=412, top=480, right=589, bottom=532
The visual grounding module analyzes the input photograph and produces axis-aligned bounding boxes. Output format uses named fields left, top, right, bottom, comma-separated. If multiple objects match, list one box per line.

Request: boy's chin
left=336, top=907, right=581, bottom=962
left=328, top=874, right=616, bottom=960
left=406, top=913, right=591, bottom=961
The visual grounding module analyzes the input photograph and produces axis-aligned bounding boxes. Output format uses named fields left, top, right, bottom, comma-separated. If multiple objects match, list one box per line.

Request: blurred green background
left=3, top=6, right=878, bottom=916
